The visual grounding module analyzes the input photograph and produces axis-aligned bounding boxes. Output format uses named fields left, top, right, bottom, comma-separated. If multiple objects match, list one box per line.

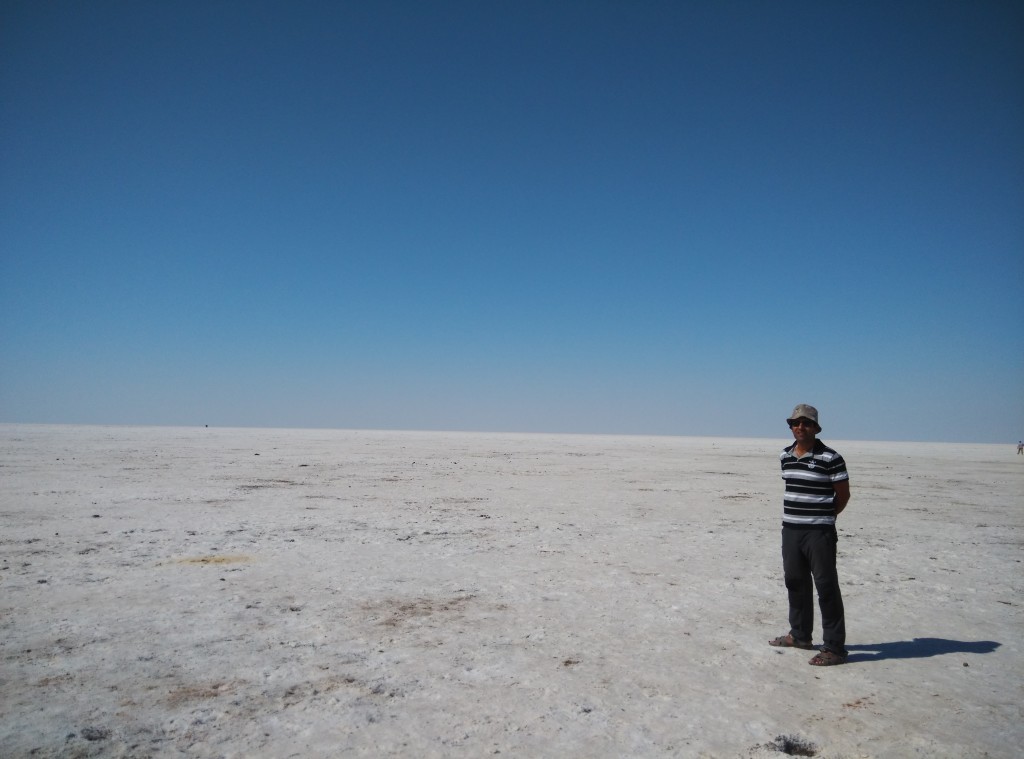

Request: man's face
left=789, top=417, right=817, bottom=445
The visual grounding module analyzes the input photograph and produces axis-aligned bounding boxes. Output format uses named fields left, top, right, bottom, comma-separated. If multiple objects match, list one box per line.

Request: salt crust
left=1, top=425, right=1021, bottom=757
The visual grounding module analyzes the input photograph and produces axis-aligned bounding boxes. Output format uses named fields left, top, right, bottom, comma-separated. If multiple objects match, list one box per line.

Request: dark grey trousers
left=782, top=526, right=847, bottom=655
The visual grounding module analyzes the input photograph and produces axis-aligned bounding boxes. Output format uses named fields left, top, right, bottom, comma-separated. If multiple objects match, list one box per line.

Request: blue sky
left=2, top=1, right=1022, bottom=443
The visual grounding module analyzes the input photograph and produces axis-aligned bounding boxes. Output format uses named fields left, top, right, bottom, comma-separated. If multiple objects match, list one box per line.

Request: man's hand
left=834, top=480, right=851, bottom=516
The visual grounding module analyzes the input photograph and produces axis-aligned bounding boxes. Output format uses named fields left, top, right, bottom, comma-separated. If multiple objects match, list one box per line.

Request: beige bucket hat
left=787, top=403, right=821, bottom=432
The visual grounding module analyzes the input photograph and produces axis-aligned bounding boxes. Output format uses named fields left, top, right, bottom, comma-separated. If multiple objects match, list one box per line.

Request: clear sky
left=2, top=1, right=1022, bottom=443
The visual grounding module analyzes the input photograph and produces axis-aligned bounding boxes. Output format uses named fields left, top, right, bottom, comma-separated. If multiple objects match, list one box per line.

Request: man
left=769, top=404, right=851, bottom=666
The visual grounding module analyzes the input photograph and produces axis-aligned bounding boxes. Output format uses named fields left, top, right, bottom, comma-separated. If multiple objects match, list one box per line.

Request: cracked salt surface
left=0, top=424, right=1021, bottom=757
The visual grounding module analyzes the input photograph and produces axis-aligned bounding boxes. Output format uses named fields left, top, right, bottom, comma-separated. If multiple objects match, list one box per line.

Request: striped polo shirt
left=780, top=439, right=848, bottom=527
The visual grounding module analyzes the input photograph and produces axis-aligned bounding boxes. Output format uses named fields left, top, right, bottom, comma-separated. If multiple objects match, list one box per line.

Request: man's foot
left=808, top=649, right=847, bottom=666
left=768, top=633, right=814, bottom=649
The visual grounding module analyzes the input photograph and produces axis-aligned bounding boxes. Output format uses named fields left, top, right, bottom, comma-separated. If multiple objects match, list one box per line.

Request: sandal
left=809, top=649, right=847, bottom=666
left=769, top=634, right=814, bottom=650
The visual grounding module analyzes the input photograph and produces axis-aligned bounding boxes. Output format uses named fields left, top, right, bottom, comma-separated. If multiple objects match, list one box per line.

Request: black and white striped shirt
left=780, top=440, right=849, bottom=527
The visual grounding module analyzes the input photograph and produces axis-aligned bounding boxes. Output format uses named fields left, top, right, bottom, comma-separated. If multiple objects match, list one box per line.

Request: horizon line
left=0, top=420, right=1014, bottom=447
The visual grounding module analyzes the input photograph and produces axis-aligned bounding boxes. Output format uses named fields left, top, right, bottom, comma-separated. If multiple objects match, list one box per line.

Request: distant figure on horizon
left=1017, top=441, right=1022, bottom=454
left=769, top=404, right=850, bottom=666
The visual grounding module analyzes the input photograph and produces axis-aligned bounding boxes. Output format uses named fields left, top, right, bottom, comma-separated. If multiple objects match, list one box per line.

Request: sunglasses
left=788, top=419, right=817, bottom=429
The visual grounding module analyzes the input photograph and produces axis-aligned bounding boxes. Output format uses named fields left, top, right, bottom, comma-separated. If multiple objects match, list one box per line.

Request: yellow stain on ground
left=176, top=555, right=252, bottom=565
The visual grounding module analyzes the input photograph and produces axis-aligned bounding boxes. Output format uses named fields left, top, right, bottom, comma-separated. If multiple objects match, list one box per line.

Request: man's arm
left=833, top=480, right=851, bottom=516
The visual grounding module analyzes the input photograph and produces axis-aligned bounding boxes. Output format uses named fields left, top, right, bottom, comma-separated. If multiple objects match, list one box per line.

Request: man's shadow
left=846, top=638, right=1000, bottom=663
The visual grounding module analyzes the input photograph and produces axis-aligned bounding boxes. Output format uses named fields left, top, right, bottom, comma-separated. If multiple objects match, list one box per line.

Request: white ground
left=1, top=424, right=1021, bottom=758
